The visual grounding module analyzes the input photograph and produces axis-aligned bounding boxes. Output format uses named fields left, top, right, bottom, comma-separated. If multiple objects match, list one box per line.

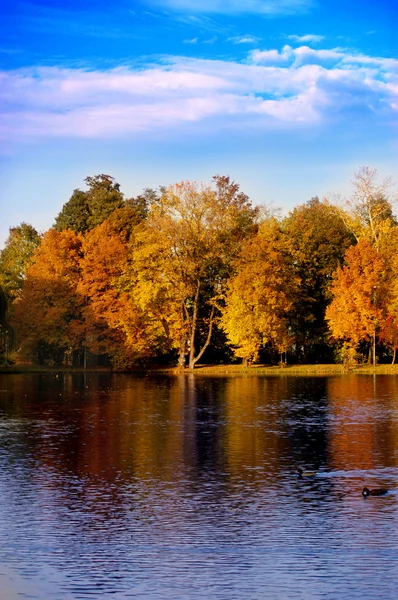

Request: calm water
left=0, top=373, right=398, bottom=599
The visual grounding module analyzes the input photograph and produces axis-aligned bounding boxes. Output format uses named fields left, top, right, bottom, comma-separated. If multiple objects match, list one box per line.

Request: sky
left=0, top=0, right=397, bottom=248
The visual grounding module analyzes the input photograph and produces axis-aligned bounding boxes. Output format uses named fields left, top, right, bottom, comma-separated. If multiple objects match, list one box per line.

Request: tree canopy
left=54, top=174, right=125, bottom=234
left=4, top=167, right=398, bottom=369
left=0, top=223, right=41, bottom=300
left=221, top=219, right=299, bottom=363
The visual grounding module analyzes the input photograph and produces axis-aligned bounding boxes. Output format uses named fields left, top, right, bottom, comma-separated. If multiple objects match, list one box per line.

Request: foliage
left=124, top=177, right=259, bottom=368
left=54, top=174, right=125, bottom=233
left=283, top=197, right=355, bottom=361
left=335, top=342, right=361, bottom=371
left=84, top=174, right=125, bottom=230
left=379, top=316, right=398, bottom=363
left=0, top=223, right=41, bottom=361
left=8, top=167, right=398, bottom=368
left=0, top=223, right=41, bottom=300
left=54, top=189, right=90, bottom=234
left=221, top=219, right=299, bottom=363
left=335, top=166, right=396, bottom=251
left=78, top=217, right=161, bottom=368
left=326, top=239, right=388, bottom=349
left=12, top=229, right=84, bottom=364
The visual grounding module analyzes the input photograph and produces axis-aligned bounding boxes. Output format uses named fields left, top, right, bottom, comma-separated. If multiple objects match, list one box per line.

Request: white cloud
left=288, top=34, right=324, bottom=44
left=1, top=45, right=397, bottom=141
left=228, top=35, right=260, bottom=45
left=146, top=0, right=314, bottom=16
left=250, top=46, right=293, bottom=64
left=250, top=45, right=357, bottom=67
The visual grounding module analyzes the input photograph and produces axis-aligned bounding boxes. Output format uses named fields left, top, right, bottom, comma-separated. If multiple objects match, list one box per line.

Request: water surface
left=0, top=373, right=397, bottom=599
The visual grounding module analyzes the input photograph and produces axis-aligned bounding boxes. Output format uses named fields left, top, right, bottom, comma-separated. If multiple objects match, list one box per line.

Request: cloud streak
left=288, top=34, right=324, bottom=44
left=1, top=45, right=397, bottom=142
left=146, top=0, right=314, bottom=16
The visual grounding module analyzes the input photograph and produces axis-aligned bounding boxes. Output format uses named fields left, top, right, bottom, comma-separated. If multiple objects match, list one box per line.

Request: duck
left=362, top=487, right=388, bottom=497
left=297, top=468, right=318, bottom=478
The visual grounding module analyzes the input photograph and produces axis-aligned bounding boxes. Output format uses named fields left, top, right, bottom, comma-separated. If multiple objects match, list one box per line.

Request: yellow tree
left=326, top=239, right=389, bottom=365
left=221, top=220, right=299, bottom=365
left=125, top=177, right=259, bottom=368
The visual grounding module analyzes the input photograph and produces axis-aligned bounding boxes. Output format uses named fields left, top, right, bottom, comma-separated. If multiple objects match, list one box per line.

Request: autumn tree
left=0, top=286, right=8, bottom=363
left=326, top=239, right=389, bottom=365
left=380, top=240, right=398, bottom=364
left=379, top=316, right=398, bottom=364
left=283, top=197, right=355, bottom=362
left=12, top=229, right=84, bottom=364
left=54, top=174, right=125, bottom=233
left=221, top=219, right=299, bottom=364
left=78, top=206, right=159, bottom=368
left=53, top=189, right=90, bottom=234
left=125, top=176, right=259, bottom=368
left=334, top=166, right=396, bottom=252
left=0, top=223, right=41, bottom=300
left=0, top=223, right=41, bottom=361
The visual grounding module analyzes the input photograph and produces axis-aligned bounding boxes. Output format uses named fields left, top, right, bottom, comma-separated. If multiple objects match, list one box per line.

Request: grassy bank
left=2, top=363, right=398, bottom=376
left=159, top=363, right=398, bottom=376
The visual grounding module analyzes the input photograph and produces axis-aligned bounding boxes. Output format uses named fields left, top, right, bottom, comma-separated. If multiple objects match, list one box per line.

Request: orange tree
left=12, top=229, right=84, bottom=364
left=78, top=206, right=158, bottom=368
left=325, top=238, right=389, bottom=365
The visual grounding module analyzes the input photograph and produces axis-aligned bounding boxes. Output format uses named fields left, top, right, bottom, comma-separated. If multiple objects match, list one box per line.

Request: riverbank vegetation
left=1, top=168, right=397, bottom=371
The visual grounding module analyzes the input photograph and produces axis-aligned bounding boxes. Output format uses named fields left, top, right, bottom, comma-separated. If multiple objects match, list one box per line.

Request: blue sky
left=1, top=0, right=397, bottom=247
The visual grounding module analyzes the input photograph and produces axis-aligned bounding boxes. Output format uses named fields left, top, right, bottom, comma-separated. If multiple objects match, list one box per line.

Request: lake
left=0, top=372, right=398, bottom=599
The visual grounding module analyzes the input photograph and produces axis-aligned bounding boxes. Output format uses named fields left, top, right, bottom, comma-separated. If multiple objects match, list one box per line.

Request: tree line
left=0, top=168, right=397, bottom=369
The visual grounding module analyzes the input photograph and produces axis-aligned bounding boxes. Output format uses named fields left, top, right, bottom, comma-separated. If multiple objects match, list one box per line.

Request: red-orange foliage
left=12, top=229, right=84, bottom=362
left=79, top=217, right=161, bottom=367
left=326, top=239, right=388, bottom=348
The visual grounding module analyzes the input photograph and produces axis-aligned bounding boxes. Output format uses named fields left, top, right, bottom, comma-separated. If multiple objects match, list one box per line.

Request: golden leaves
left=221, top=220, right=299, bottom=362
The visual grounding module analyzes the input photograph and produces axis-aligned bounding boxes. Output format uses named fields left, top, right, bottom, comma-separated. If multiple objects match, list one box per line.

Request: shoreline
left=1, top=363, right=398, bottom=376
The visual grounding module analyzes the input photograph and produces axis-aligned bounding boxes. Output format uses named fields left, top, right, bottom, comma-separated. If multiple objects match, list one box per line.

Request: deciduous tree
left=79, top=212, right=161, bottom=368
left=221, top=219, right=299, bottom=364
left=283, top=197, right=354, bottom=362
left=54, top=174, right=124, bottom=233
left=334, top=166, right=395, bottom=252
left=0, top=223, right=41, bottom=360
left=125, top=177, right=259, bottom=368
left=12, top=229, right=84, bottom=364
left=326, top=239, right=389, bottom=365
left=0, top=223, right=41, bottom=300
left=379, top=316, right=398, bottom=364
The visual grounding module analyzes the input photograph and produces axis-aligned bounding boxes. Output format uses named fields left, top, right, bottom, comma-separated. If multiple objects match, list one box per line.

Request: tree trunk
left=178, top=336, right=187, bottom=368
left=188, top=280, right=201, bottom=369
left=188, top=305, right=215, bottom=369
left=368, top=342, right=372, bottom=364
left=373, top=328, right=376, bottom=367
left=393, top=347, right=396, bottom=365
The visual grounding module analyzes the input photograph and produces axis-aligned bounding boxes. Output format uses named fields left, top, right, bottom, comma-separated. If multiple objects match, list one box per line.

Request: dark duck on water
left=297, top=468, right=318, bottom=479
left=362, top=487, right=388, bottom=497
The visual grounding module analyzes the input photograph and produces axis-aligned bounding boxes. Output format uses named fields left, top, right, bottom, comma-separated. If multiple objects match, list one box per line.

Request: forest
left=0, top=167, right=397, bottom=370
